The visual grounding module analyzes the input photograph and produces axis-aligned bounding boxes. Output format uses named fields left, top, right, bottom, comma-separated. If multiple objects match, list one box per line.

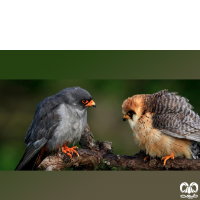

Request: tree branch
left=38, top=125, right=200, bottom=171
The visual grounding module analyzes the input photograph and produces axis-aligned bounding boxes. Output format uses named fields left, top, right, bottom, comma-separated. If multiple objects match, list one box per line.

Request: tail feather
left=15, top=138, right=48, bottom=170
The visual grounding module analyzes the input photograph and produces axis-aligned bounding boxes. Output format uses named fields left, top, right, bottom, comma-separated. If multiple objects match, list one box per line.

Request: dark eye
left=127, top=110, right=135, bottom=116
left=82, top=100, right=89, bottom=104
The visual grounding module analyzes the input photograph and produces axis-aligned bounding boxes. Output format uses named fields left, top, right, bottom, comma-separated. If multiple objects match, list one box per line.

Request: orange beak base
left=85, top=100, right=96, bottom=107
left=123, top=114, right=130, bottom=121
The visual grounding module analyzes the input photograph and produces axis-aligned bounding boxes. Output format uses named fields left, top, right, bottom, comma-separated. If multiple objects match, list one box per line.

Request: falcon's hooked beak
left=123, top=114, right=130, bottom=121
left=85, top=100, right=96, bottom=107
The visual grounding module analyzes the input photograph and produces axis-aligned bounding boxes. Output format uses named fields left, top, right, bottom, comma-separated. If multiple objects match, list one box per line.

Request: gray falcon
left=15, top=87, right=96, bottom=170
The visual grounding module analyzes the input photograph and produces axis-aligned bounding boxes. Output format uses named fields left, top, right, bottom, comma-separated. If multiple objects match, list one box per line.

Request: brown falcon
left=122, top=89, right=200, bottom=165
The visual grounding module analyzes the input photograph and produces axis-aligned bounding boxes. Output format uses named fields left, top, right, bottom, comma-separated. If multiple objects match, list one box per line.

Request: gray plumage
left=144, top=89, right=200, bottom=158
left=15, top=138, right=48, bottom=170
left=16, top=87, right=94, bottom=170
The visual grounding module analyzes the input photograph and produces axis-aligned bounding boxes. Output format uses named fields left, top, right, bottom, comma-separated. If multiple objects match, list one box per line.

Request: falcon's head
left=60, top=87, right=96, bottom=110
left=122, top=95, right=145, bottom=129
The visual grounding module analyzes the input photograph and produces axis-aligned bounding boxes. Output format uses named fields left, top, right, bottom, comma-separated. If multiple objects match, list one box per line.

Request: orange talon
left=144, top=156, right=150, bottom=162
left=66, top=153, right=72, bottom=158
left=161, top=153, right=175, bottom=165
left=61, top=144, right=79, bottom=158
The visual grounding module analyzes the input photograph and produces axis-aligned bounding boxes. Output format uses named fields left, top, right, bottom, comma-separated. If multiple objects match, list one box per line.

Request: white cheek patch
left=128, top=115, right=138, bottom=130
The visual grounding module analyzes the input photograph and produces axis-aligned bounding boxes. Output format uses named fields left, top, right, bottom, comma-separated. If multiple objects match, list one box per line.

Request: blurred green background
left=1, top=79, right=200, bottom=170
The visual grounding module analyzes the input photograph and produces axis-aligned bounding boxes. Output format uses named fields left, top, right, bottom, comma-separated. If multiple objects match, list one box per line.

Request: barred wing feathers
left=145, top=90, right=200, bottom=142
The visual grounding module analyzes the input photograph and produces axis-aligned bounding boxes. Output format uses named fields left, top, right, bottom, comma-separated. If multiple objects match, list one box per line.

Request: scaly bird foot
left=61, top=144, right=79, bottom=158
left=144, top=156, right=150, bottom=162
left=161, top=153, right=175, bottom=165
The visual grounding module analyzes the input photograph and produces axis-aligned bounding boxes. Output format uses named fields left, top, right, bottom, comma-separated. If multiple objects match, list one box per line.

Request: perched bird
left=15, top=87, right=96, bottom=170
left=122, top=89, right=200, bottom=165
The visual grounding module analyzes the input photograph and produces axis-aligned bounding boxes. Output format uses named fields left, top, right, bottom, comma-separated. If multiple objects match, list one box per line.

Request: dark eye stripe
left=127, top=110, right=135, bottom=116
